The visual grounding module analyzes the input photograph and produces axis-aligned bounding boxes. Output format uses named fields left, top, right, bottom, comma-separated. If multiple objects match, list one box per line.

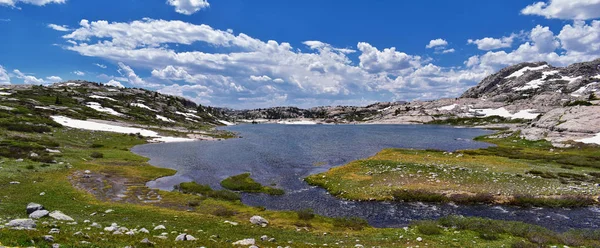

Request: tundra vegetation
left=305, top=132, right=600, bottom=207
left=2, top=83, right=600, bottom=247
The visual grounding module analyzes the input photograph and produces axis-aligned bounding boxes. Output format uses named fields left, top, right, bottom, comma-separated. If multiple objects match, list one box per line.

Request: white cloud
left=48, top=23, right=70, bottom=32
left=117, top=62, right=153, bottom=87
left=0, top=65, right=10, bottom=84
left=426, top=38, right=448, bottom=49
left=466, top=23, right=599, bottom=72
left=166, top=0, right=209, bottom=15
left=250, top=75, right=272, bottom=82
left=13, top=69, right=45, bottom=84
left=468, top=34, right=516, bottom=50
left=55, top=18, right=600, bottom=108
left=557, top=20, right=600, bottom=54
left=441, top=48, right=455, bottom=54
left=72, top=70, right=85, bottom=76
left=0, top=0, right=65, bottom=7
left=46, top=75, right=62, bottom=82
left=94, top=63, right=107, bottom=69
left=357, top=42, right=421, bottom=74
left=521, top=0, right=600, bottom=20
left=105, top=79, right=124, bottom=88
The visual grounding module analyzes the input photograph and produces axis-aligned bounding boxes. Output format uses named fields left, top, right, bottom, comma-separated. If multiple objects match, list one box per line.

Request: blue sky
left=1, top=0, right=600, bottom=108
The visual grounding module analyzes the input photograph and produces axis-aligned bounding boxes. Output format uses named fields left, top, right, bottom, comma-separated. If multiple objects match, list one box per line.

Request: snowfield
left=218, top=120, right=235, bottom=126
left=438, top=104, right=457, bottom=111
left=86, top=102, right=124, bottom=117
left=131, top=103, right=157, bottom=112
left=156, top=115, right=175, bottom=123
left=470, top=107, right=539, bottom=120
left=505, top=65, right=549, bottom=78
left=577, top=133, right=600, bottom=145
left=89, top=95, right=117, bottom=101
left=277, top=120, right=317, bottom=125
left=51, top=116, right=195, bottom=143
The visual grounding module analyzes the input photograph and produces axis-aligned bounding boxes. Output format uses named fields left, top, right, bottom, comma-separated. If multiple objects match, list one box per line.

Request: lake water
left=132, top=124, right=600, bottom=231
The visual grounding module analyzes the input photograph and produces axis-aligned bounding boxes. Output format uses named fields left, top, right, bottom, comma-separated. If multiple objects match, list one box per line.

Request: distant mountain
left=461, top=59, right=600, bottom=104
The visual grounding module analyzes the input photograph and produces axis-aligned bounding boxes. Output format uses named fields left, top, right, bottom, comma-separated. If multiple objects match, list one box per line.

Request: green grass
left=220, top=173, right=285, bottom=195
left=306, top=132, right=600, bottom=206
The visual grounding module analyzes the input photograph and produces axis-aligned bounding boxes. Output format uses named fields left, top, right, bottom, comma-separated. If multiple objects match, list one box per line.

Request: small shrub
left=40, top=164, right=51, bottom=168
left=296, top=208, right=315, bottom=221
left=212, top=206, right=236, bottom=217
left=511, top=240, right=538, bottom=248
left=90, top=143, right=104, bottom=148
left=90, top=152, right=104, bottom=158
left=187, top=200, right=201, bottom=207
left=176, top=182, right=212, bottom=195
left=25, top=165, right=35, bottom=170
left=207, top=190, right=241, bottom=202
left=332, top=217, right=369, bottom=231
left=449, top=193, right=495, bottom=204
left=411, top=220, right=442, bottom=235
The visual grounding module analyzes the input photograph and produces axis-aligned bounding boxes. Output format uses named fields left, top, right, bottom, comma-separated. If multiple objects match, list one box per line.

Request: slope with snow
left=51, top=116, right=194, bottom=143
left=505, top=65, right=549, bottom=78
left=86, top=102, right=125, bottom=117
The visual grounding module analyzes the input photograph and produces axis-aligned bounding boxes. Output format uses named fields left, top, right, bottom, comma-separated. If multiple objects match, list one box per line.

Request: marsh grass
left=220, top=173, right=285, bottom=195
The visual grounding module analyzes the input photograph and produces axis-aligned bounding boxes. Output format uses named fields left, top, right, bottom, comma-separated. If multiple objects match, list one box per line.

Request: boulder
left=43, top=235, right=54, bottom=242
left=232, top=238, right=255, bottom=246
left=49, top=211, right=74, bottom=221
left=26, top=202, right=44, bottom=214
left=175, top=233, right=197, bottom=241
left=153, top=225, right=166, bottom=230
left=7, top=219, right=36, bottom=229
left=249, top=216, right=268, bottom=227
left=29, top=210, right=50, bottom=219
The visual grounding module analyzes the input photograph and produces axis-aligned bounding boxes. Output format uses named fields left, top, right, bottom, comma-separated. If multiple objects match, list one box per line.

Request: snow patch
left=470, top=107, right=539, bottom=119
left=514, top=78, right=546, bottom=91
left=86, top=102, right=124, bottom=117
left=218, top=120, right=235, bottom=126
left=156, top=115, right=175, bottom=123
left=577, top=133, right=600, bottom=145
left=50, top=116, right=195, bottom=143
left=89, top=95, right=117, bottom=101
left=277, top=120, right=317, bottom=125
left=176, top=111, right=200, bottom=119
left=506, top=65, right=549, bottom=78
left=562, top=75, right=582, bottom=84
left=0, top=92, right=12, bottom=96
left=571, top=82, right=598, bottom=97
left=131, top=103, right=157, bottom=112
left=438, top=104, right=457, bottom=111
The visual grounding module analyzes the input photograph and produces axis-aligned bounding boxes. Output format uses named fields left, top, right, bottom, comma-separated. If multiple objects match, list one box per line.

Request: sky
left=1, top=0, right=600, bottom=109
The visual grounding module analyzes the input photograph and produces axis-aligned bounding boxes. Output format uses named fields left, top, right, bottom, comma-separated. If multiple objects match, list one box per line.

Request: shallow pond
left=132, top=124, right=600, bottom=231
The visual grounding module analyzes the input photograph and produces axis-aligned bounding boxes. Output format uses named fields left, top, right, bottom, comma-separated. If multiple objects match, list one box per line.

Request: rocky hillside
left=0, top=81, right=234, bottom=142
left=462, top=59, right=600, bottom=104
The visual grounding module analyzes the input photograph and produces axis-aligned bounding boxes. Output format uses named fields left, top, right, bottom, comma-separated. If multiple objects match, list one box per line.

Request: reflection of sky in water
left=132, top=124, right=600, bottom=231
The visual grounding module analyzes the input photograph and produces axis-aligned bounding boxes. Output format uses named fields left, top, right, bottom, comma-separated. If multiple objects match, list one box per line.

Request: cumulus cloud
left=55, top=18, right=600, bottom=108
left=13, top=69, right=45, bottom=84
left=72, top=70, right=85, bottom=76
left=0, top=65, right=10, bottom=84
left=166, top=0, right=209, bottom=15
left=357, top=42, right=421, bottom=74
left=468, top=34, right=517, bottom=50
left=0, top=0, right=65, bottom=7
left=48, top=24, right=71, bottom=32
left=117, top=62, right=153, bottom=87
left=105, top=79, right=124, bottom=88
left=521, top=0, right=600, bottom=20
left=426, top=38, right=448, bottom=49
left=466, top=23, right=600, bottom=72
left=46, top=76, right=62, bottom=82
